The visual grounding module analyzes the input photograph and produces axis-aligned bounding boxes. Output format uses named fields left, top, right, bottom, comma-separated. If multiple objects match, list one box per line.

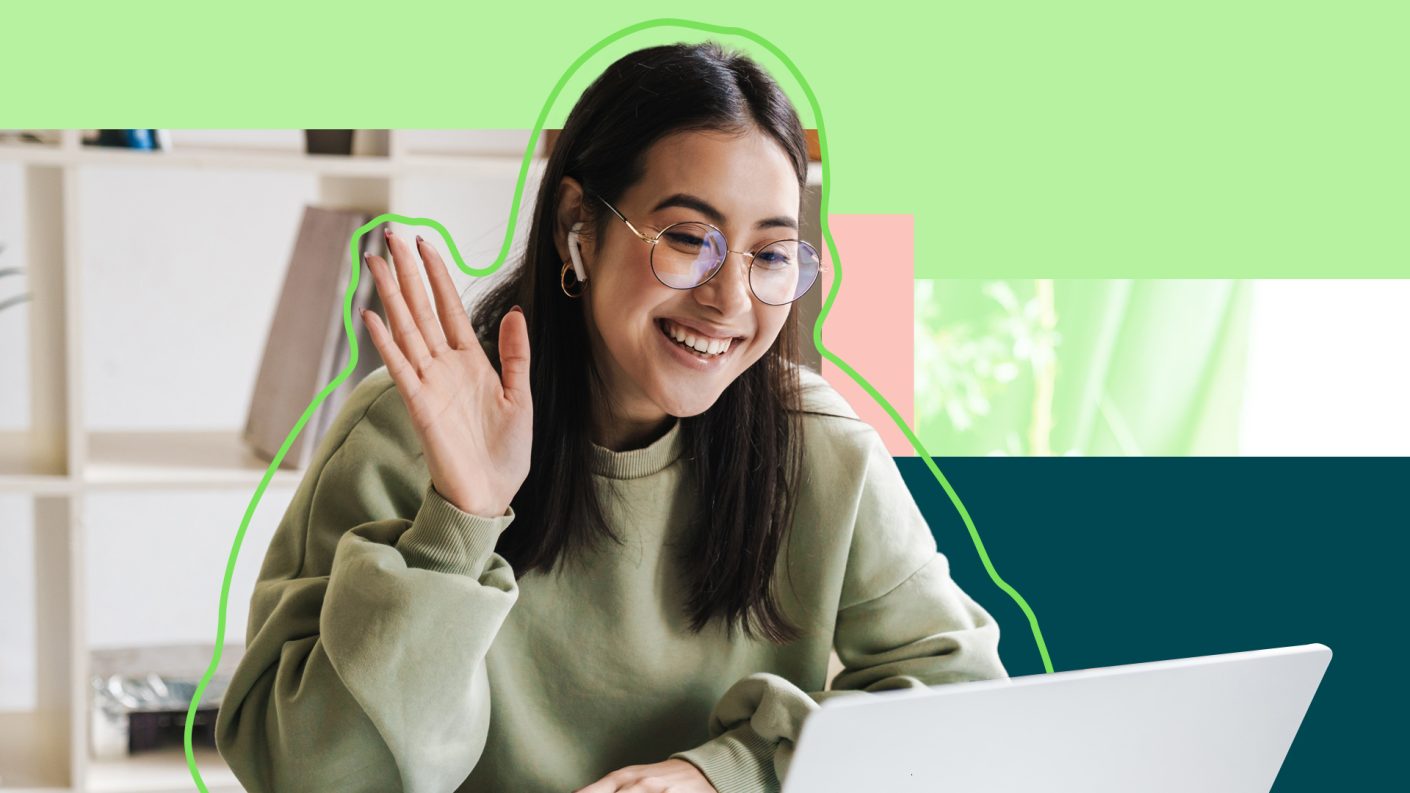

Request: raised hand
left=360, top=226, right=532, bottom=518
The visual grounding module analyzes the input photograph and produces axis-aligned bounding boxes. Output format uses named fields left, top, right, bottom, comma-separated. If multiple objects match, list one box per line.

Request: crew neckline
left=589, top=416, right=685, bottom=479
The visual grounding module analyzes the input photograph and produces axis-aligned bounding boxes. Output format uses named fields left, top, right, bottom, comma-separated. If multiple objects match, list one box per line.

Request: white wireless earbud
left=567, top=222, right=588, bottom=283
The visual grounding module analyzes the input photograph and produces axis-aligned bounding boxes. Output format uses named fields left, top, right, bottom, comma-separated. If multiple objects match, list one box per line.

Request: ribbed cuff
left=670, top=722, right=779, bottom=793
left=395, top=482, right=515, bottom=577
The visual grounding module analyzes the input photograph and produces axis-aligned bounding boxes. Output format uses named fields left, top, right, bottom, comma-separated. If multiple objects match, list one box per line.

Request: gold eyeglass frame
left=590, top=192, right=823, bottom=306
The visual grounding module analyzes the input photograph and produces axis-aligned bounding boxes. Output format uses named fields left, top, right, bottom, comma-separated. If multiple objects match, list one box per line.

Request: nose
left=693, top=250, right=754, bottom=318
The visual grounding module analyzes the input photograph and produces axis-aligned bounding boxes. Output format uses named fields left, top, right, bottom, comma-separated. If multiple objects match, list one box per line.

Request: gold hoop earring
left=560, top=260, right=585, bottom=299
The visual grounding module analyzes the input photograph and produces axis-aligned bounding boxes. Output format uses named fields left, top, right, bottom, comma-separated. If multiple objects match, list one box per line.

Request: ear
left=555, top=176, right=592, bottom=271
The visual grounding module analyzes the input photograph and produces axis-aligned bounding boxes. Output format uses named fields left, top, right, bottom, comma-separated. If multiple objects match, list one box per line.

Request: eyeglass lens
left=652, top=223, right=821, bottom=305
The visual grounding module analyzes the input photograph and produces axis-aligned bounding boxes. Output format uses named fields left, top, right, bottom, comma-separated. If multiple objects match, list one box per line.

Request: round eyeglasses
left=591, top=192, right=822, bottom=306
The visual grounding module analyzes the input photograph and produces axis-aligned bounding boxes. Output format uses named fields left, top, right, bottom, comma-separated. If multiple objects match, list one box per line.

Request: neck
left=582, top=318, right=676, bottom=451
left=590, top=399, right=675, bottom=452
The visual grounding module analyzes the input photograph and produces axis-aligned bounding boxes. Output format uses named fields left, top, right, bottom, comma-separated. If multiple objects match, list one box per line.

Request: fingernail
left=384, top=226, right=393, bottom=238
left=362, top=251, right=371, bottom=262
left=415, top=234, right=424, bottom=244
left=510, top=304, right=523, bottom=314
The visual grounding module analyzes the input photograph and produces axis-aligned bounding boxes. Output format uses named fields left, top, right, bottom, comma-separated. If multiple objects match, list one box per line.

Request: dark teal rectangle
left=898, top=457, right=1406, bottom=790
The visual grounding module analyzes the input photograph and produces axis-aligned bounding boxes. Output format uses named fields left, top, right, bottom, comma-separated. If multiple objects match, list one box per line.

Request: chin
left=657, top=394, right=722, bottom=419
left=652, top=382, right=730, bottom=418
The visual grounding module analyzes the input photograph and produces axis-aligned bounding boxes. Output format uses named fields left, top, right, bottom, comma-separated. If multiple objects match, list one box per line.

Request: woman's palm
left=360, top=228, right=531, bottom=518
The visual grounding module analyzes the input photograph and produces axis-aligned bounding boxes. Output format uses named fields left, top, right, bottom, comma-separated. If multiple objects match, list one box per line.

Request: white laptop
left=784, top=643, right=1331, bottom=793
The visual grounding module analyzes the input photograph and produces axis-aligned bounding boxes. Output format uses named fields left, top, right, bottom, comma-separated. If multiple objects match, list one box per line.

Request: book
left=244, top=206, right=385, bottom=469
left=315, top=232, right=387, bottom=445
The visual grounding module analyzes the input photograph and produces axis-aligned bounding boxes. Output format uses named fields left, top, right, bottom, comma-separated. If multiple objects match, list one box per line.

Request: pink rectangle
left=818, top=215, right=916, bottom=456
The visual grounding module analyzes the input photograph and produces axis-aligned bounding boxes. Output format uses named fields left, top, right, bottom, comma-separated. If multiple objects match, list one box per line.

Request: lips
left=659, top=316, right=745, bottom=341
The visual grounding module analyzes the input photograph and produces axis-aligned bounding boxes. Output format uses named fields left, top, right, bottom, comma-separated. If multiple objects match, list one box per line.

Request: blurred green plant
left=915, top=279, right=1252, bottom=456
left=915, top=279, right=1061, bottom=454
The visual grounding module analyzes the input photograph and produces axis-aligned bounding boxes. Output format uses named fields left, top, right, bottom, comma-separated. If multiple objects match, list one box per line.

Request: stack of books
left=244, top=206, right=386, bottom=470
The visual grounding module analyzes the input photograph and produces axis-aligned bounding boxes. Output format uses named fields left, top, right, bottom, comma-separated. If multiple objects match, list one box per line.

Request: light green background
left=5, top=2, right=1406, bottom=277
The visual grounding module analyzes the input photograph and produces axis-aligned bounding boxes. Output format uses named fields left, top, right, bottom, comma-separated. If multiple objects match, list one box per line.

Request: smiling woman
left=215, top=40, right=1008, bottom=793
left=565, top=127, right=805, bottom=446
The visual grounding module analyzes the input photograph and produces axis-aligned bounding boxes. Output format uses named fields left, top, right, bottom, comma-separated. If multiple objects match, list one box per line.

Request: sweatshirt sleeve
left=669, top=419, right=1009, bottom=793
left=214, top=370, right=520, bottom=793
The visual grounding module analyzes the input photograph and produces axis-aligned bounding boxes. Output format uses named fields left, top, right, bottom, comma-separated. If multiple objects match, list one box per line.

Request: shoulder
left=789, top=364, right=905, bottom=514
left=790, top=363, right=878, bottom=463
left=787, top=366, right=939, bottom=608
left=304, top=366, right=427, bottom=508
left=793, top=363, right=862, bottom=422
left=270, top=367, right=429, bottom=575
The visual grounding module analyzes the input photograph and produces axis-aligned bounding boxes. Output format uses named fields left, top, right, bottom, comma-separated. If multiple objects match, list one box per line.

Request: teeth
left=661, top=319, right=732, bottom=357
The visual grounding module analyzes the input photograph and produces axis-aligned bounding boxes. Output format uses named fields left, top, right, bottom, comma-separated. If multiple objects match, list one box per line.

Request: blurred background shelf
left=86, top=747, right=240, bottom=793
left=0, top=131, right=554, bottom=179
left=84, top=431, right=302, bottom=491
left=0, top=431, right=69, bottom=492
left=0, top=474, right=72, bottom=495
left=70, top=147, right=397, bottom=177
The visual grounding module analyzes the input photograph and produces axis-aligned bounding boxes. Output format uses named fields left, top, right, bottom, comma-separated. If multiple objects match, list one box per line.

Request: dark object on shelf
left=90, top=643, right=242, bottom=759
left=0, top=129, right=59, bottom=145
left=304, top=129, right=355, bottom=155
left=128, top=707, right=218, bottom=752
left=93, top=129, right=157, bottom=150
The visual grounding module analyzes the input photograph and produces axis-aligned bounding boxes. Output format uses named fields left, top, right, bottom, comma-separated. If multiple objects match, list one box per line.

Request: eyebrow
left=650, top=192, right=798, bottom=232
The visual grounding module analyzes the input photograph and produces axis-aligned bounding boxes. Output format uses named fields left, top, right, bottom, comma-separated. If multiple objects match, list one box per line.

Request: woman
left=215, top=41, right=1008, bottom=793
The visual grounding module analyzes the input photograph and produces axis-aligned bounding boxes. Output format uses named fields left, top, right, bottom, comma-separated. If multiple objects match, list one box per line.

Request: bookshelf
left=0, top=129, right=825, bottom=792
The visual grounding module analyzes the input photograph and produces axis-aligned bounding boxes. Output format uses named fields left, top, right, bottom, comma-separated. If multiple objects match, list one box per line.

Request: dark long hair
left=470, top=41, right=810, bottom=644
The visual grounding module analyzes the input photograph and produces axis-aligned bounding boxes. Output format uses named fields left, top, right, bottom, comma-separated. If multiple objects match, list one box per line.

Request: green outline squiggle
left=184, top=17, right=1052, bottom=791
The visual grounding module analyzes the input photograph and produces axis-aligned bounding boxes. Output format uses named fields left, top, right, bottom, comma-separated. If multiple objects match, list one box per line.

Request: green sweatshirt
left=215, top=363, right=1008, bottom=793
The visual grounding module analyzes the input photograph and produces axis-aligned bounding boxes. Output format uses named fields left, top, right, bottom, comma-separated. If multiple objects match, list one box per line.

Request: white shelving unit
left=0, top=129, right=824, bottom=792
left=0, top=129, right=557, bottom=793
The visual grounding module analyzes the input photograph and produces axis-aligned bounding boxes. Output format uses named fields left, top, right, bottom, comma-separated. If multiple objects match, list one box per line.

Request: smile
left=657, top=319, right=736, bottom=358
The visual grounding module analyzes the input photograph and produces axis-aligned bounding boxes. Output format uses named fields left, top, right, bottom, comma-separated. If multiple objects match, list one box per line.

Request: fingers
left=571, top=770, right=625, bottom=793
left=498, top=305, right=532, bottom=404
left=384, top=227, right=449, bottom=356
left=361, top=307, right=420, bottom=400
left=414, top=235, right=478, bottom=352
left=364, top=249, right=433, bottom=372
left=573, top=766, right=651, bottom=793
